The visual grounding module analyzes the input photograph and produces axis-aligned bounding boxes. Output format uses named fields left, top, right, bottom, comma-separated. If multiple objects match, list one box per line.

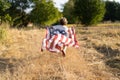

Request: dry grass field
left=0, top=23, right=120, bottom=80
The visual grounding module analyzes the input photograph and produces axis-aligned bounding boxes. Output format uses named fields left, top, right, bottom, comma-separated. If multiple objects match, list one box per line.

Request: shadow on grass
left=0, top=58, right=17, bottom=73
left=106, top=59, right=120, bottom=70
left=94, top=45, right=120, bottom=58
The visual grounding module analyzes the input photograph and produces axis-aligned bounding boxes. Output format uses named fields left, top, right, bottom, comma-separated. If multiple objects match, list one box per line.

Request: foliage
left=74, top=0, right=105, bottom=26
left=0, top=27, right=7, bottom=42
left=0, top=0, right=62, bottom=27
left=6, top=0, right=32, bottom=27
left=0, top=0, right=11, bottom=24
left=30, top=0, right=62, bottom=26
left=104, top=1, right=120, bottom=22
left=63, top=0, right=77, bottom=24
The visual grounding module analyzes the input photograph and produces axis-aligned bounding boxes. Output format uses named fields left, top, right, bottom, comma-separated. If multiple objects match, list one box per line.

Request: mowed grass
left=0, top=24, right=120, bottom=80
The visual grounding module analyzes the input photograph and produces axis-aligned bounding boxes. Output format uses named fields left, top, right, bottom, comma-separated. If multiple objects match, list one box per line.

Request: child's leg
left=61, top=46, right=67, bottom=57
left=61, top=50, right=65, bottom=57
left=63, top=46, right=67, bottom=53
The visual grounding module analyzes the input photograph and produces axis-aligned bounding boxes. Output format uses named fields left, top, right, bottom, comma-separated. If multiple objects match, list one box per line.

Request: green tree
left=116, top=3, right=120, bottom=20
left=63, top=0, right=77, bottom=24
left=0, top=0, right=11, bottom=24
left=74, top=0, right=105, bottom=26
left=6, top=0, right=32, bottom=27
left=30, top=0, right=62, bottom=26
left=104, top=1, right=120, bottom=21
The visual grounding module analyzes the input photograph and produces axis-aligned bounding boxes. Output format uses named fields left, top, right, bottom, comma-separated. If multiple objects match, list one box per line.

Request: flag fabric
left=41, top=27, right=79, bottom=53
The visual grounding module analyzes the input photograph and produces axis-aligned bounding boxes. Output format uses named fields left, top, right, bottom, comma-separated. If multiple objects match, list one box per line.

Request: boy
left=52, top=17, right=68, bottom=56
left=41, top=17, right=79, bottom=57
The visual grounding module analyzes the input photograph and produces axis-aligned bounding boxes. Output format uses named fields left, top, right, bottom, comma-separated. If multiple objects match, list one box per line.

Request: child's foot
left=61, top=50, right=66, bottom=57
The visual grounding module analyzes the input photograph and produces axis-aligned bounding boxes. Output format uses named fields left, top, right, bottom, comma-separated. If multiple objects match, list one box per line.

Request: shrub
left=0, top=26, right=8, bottom=43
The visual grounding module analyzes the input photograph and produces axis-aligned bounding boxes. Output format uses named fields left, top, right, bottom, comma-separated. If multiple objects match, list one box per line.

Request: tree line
left=63, top=0, right=120, bottom=26
left=0, top=0, right=62, bottom=28
left=0, top=0, right=120, bottom=27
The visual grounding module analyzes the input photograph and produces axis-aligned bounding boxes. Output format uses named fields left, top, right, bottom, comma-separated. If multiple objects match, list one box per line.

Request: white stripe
left=69, top=41, right=75, bottom=47
left=47, top=35, right=55, bottom=49
left=42, top=39, right=47, bottom=50
left=65, top=38, right=71, bottom=45
left=71, top=35, right=74, bottom=41
left=46, top=28, right=50, bottom=39
left=70, top=28, right=72, bottom=35
left=61, top=35, right=66, bottom=43
left=49, top=48, right=60, bottom=53
left=58, top=42, right=63, bottom=47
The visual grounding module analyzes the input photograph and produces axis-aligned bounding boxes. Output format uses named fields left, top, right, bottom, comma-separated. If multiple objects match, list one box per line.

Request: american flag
left=41, top=27, right=79, bottom=53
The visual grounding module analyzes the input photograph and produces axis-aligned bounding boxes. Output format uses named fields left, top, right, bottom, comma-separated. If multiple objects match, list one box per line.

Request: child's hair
left=59, top=17, right=68, bottom=25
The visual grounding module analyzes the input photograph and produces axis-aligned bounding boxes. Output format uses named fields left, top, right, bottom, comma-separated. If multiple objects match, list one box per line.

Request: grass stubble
left=0, top=24, right=120, bottom=80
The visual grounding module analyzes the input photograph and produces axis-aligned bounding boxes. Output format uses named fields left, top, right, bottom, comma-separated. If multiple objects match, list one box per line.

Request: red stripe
left=68, top=29, right=71, bottom=38
left=55, top=44, right=61, bottom=51
left=49, top=35, right=58, bottom=50
left=72, top=27, right=75, bottom=34
left=56, top=35, right=64, bottom=50
left=73, top=28, right=78, bottom=45
left=71, top=27, right=74, bottom=34
left=71, top=27, right=78, bottom=46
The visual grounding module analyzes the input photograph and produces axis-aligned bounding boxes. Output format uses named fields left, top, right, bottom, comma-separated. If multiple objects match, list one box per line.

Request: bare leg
left=61, top=46, right=67, bottom=57
left=63, top=46, right=67, bottom=53
left=61, top=50, right=65, bottom=57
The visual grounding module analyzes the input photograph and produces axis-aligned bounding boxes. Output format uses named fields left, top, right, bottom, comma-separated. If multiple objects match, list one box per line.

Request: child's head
left=59, top=17, right=68, bottom=25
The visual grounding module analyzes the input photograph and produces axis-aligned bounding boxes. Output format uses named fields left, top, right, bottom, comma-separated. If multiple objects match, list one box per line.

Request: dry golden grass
left=76, top=26, right=120, bottom=79
left=0, top=24, right=120, bottom=80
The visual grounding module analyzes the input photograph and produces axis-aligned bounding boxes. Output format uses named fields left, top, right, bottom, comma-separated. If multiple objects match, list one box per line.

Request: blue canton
left=49, top=28, right=67, bottom=37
